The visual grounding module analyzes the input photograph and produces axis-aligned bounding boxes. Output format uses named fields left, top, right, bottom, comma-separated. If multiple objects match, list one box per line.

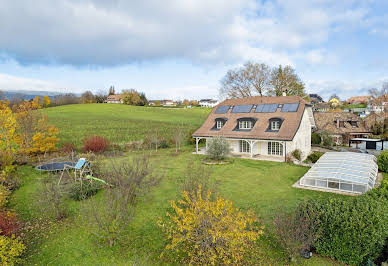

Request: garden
left=2, top=103, right=388, bottom=265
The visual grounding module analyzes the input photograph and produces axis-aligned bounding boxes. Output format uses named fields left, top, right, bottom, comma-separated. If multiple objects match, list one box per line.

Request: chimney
left=336, top=119, right=340, bottom=129
left=282, top=88, right=288, bottom=96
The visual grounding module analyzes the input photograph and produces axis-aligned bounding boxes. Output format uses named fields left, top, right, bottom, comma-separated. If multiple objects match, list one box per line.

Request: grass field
left=9, top=104, right=346, bottom=265
left=42, top=104, right=211, bottom=147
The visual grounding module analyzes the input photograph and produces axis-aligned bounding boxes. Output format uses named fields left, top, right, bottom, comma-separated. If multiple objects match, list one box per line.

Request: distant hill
left=2, top=90, right=67, bottom=100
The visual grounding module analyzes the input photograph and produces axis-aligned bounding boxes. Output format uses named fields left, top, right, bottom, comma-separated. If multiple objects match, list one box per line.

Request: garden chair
left=58, top=158, right=92, bottom=184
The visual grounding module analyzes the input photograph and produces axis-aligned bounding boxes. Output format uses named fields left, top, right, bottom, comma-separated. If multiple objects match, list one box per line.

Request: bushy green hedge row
left=378, top=150, right=388, bottom=172
left=298, top=180, right=388, bottom=265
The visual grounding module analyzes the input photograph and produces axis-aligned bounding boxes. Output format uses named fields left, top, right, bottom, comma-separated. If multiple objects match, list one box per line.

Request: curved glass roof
left=300, top=152, right=378, bottom=194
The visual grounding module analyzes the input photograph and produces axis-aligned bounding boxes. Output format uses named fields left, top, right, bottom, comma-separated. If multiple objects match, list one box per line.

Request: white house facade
left=193, top=96, right=315, bottom=162
left=199, top=99, right=219, bottom=108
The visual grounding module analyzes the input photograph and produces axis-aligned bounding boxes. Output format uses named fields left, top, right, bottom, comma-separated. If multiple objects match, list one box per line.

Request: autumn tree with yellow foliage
left=158, top=186, right=263, bottom=265
left=42, top=96, right=50, bottom=108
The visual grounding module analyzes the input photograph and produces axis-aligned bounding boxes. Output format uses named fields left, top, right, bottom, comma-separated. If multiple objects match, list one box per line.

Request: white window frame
left=240, top=140, right=250, bottom=153
left=239, top=120, right=253, bottom=129
left=268, top=141, right=283, bottom=156
left=271, top=121, right=280, bottom=130
left=216, top=120, right=223, bottom=129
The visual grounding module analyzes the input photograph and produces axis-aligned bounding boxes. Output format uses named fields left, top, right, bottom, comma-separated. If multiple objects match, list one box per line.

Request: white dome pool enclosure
left=299, top=152, right=378, bottom=194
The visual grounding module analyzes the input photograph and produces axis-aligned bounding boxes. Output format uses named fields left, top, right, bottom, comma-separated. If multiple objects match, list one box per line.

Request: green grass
left=41, top=104, right=210, bottom=146
left=11, top=149, right=344, bottom=265
left=8, top=104, right=346, bottom=265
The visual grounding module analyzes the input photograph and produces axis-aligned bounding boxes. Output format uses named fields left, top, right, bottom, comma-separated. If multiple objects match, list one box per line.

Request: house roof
left=314, top=112, right=371, bottom=135
left=107, top=94, right=121, bottom=101
left=347, top=96, right=372, bottom=104
left=193, top=96, right=309, bottom=141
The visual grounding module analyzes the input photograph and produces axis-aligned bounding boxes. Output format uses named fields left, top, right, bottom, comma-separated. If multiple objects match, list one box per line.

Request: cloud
left=306, top=77, right=388, bottom=101
left=0, top=73, right=69, bottom=92
left=0, top=0, right=375, bottom=67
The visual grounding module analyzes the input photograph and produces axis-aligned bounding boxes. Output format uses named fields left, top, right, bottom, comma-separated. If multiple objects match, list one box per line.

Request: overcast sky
left=0, top=0, right=387, bottom=101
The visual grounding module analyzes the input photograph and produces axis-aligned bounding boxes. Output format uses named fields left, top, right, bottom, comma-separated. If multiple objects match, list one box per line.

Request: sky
left=0, top=0, right=387, bottom=101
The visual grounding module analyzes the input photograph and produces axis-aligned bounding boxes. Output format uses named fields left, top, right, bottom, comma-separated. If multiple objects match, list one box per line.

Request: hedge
left=298, top=180, right=388, bottom=265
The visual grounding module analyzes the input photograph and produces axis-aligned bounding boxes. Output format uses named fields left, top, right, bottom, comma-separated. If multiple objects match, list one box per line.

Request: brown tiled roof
left=347, top=96, right=372, bottom=104
left=107, top=94, right=121, bottom=101
left=314, top=112, right=371, bottom=135
left=193, top=96, right=309, bottom=141
left=364, top=113, right=384, bottom=130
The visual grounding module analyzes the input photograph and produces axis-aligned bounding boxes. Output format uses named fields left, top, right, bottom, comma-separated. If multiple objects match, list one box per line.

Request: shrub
left=179, top=162, right=216, bottom=199
left=291, top=149, right=302, bottom=161
left=85, top=156, right=162, bottom=247
left=206, top=136, right=230, bottom=161
left=311, top=132, right=321, bottom=145
left=70, top=181, right=103, bottom=201
left=273, top=204, right=319, bottom=262
left=0, top=235, right=25, bottom=265
left=0, top=184, right=10, bottom=208
left=306, top=151, right=324, bottom=163
left=61, top=142, right=77, bottom=153
left=158, top=186, right=263, bottom=265
left=298, top=194, right=388, bottom=265
left=0, top=211, right=20, bottom=237
left=378, top=150, right=388, bottom=172
left=82, top=136, right=110, bottom=153
left=37, top=178, right=68, bottom=220
left=321, top=131, right=333, bottom=147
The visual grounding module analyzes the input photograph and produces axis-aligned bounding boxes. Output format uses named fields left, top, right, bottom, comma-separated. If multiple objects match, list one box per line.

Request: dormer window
left=239, top=120, right=252, bottom=129
left=266, top=118, right=284, bottom=132
left=216, top=120, right=224, bottom=129
left=271, top=121, right=280, bottom=130
left=212, top=118, right=227, bottom=130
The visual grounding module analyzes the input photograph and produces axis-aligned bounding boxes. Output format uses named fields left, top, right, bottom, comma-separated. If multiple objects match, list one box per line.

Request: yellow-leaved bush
left=158, top=186, right=264, bottom=265
left=0, top=235, right=25, bottom=266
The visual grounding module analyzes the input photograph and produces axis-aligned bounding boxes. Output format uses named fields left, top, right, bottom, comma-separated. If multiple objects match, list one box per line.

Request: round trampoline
left=36, top=162, right=75, bottom=171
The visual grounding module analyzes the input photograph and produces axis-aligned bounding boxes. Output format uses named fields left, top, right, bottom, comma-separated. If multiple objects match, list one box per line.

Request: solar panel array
left=254, top=104, right=278, bottom=113
left=215, top=105, right=230, bottom=114
left=281, top=103, right=299, bottom=112
left=231, top=105, right=253, bottom=113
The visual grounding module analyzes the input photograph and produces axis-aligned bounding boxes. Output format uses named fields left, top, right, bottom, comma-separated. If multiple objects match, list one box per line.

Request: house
left=105, top=94, right=122, bottom=104
left=313, top=102, right=330, bottom=112
left=199, top=99, right=219, bottom=108
left=192, top=96, right=315, bottom=161
left=314, top=112, right=371, bottom=145
left=347, top=96, right=372, bottom=104
left=309, top=94, right=324, bottom=103
left=160, top=100, right=176, bottom=106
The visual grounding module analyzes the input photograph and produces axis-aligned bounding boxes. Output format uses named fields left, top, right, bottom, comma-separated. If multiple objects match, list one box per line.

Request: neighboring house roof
left=107, top=95, right=121, bottom=101
left=193, top=96, right=309, bottom=141
left=314, top=112, right=371, bottom=135
left=347, top=96, right=372, bottom=104
left=364, top=113, right=384, bottom=130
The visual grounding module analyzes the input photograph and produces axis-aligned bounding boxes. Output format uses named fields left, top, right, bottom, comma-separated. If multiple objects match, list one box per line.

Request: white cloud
left=0, top=0, right=375, bottom=66
left=0, top=73, right=70, bottom=92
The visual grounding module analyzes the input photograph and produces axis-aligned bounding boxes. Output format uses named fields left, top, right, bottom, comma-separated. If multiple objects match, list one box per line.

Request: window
left=239, top=120, right=252, bottom=129
left=216, top=120, right=223, bottom=129
left=350, top=121, right=358, bottom=128
left=271, top=121, right=280, bottom=130
left=268, top=142, right=283, bottom=156
left=240, top=140, right=250, bottom=153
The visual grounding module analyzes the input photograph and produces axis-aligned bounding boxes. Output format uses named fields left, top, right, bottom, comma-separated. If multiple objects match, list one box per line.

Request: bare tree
left=369, top=81, right=388, bottom=106
left=84, top=155, right=162, bottom=247
left=220, top=62, right=271, bottom=98
left=172, top=126, right=183, bottom=153
left=81, top=91, right=95, bottom=104
left=269, top=65, right=305, bottom=97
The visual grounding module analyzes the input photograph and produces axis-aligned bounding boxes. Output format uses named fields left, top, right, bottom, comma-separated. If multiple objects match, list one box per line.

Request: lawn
left=11, top=148, right=344, bottom=265
left=41, top=104, right=211, bottom=147
left=8, top=104, right=346, bottom=265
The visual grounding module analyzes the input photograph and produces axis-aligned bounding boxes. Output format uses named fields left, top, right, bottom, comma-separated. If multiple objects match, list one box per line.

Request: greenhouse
left=299, top=152, right=378, bottom=194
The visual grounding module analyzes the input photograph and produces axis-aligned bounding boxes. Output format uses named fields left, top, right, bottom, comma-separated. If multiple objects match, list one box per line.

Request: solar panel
left=255, top=104, right=278, bottom=113
left=231, top=105, right=253, bottom=113
left=281, top=103, right=299, bottom=112
left=215, top=105, right=230, bottom=114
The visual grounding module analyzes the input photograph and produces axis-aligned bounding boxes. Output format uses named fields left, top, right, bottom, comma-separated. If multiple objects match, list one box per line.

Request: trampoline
left=36, top=162, right=76, bottom=171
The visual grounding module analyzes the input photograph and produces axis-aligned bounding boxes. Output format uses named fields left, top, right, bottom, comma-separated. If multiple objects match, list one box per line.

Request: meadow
left=42, top=104, right=211, bottom=146
left=10, top=104, right=345, bottom=265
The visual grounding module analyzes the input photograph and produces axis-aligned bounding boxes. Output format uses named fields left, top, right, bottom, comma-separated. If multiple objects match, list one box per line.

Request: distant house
left=347, top=96, right=372, bottom=105
left=105, top=94, right=122, bottom=104
left=314, top=112, right=371, bottom=145
left=199, top=99, right=219, bottom=108
left=193, top=96, right=315, bottom=161
left=313, top=103, right=330, bottom=112
left=149, top=100, right=176, bottom=106
left=309, top=94, right=323, bottom=103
